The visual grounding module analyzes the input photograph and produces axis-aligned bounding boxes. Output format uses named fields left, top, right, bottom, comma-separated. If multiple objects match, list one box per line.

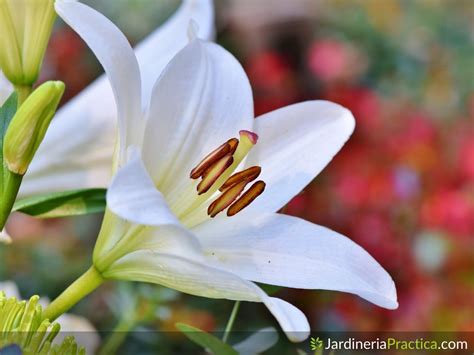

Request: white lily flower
left=19, top=0, right=214, bottom=197
left=53, top=0, right=397, bottom=342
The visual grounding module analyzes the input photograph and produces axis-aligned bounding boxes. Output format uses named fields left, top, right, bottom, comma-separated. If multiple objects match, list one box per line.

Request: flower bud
left=0, top=0, right=56, bottom=86
left=4, top=80, right=65, bottom=175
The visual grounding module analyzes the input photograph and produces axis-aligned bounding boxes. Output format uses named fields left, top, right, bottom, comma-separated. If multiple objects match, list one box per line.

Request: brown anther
left=197, top=154, right=234, bottom=195
left=227, top=180, right=266, bottom=216
left=208, top=180, right=247, bottom=217
left=227, top=138, right=239, bottom=154
left=190, top=142, right=231, bottom=179
left=219, top=166, right=261, bottom=192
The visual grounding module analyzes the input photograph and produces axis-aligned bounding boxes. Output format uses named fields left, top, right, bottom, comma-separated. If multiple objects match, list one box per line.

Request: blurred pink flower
left=308, top=40, right=348, bottom=82
left=421, top=189, right=474, bottom=238
left=307, top=40, right=366, bottom=83
left=457, top=137, right=474, bottom=181
left=246, top=51, right=299, bottom=115
left=324, top=87, right=382, bottom=133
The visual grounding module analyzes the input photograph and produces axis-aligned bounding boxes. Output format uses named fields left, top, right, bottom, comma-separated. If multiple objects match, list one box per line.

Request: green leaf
left=175, top=323, right=238, bottom=355
left=258, top=283, right=281, bottom=296
left=12, top=188, right=106, bottom=218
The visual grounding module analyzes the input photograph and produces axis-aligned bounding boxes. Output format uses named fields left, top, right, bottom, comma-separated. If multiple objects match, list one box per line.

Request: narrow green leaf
left=175, top=323, right=238, bottom=355
left=12, top=188, right=106, bottom=218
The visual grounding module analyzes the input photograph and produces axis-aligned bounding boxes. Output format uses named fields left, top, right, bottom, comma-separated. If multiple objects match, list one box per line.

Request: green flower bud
left=3, top=80, right=65, bottom=175
left=0, top=291, right=86, bottom=354
left=0, top=0, right=56, bottom=86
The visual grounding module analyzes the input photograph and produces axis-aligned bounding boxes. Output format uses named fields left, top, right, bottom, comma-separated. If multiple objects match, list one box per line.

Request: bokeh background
left=1, top=0, right=473, bottom=353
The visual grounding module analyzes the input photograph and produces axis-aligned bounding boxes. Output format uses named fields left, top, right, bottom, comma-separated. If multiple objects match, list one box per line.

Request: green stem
left=43, top=266, right=104, bottom=321
left=0, top=172, right=22, bottom=230
left=98, top=314, right=137, bottom=355
left=14, top=85, right=32, bottom=107
left=222, top=301, right=240, bottom=343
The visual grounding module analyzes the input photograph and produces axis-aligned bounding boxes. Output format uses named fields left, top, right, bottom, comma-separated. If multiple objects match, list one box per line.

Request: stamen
left=190, top=139, right=236, bottom=179
left=219, top=166, right=261, bottom=191
left=227, top=180, right=266, bottom=216
left=227, top=138, right=239, bottom=154
left=182, top=130, right=262, bottom=224
left=197, top=154, right=234, bottom=195
left=208, top=180, right=247, bottom=217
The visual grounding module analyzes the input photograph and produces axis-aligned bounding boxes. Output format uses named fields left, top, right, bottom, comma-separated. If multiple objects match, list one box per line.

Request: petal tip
left=319, top=99, right=356, bottom=135
left=287, top=330, right=311, bottom=343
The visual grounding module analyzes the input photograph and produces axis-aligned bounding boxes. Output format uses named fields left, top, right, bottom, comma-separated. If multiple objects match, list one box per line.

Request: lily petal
left=233, top=327, right=278, bottom=355
left=104, top=249, right=309, bottom=342
left=0, top=281, right=20, bottom=298
left=94, top=222, right=202, bottom=272
left=142, top=39, right=254, bottom=210
left=0, top=71, right=13, bottom=106
left=244, top=101, right=355, bottom=214
left=137, top=0, right=214, bottom=106
left=54, top=0, right=142, bottom=159
left=106, top=147, right=179, bottom=227
left=194, top=213, right=398, bottom=310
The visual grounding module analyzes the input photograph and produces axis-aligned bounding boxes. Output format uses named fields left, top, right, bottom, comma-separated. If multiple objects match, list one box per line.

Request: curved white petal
left=0, top=71, right=13, bottom=106
left=194, top=213, right=398, bottom=310
left=142, top=39, right=254, bottom=209
left=233, top=327, right=278, bottom=355
left=56, top=314, right=100, bottom=355
left=106, top=147, right=179, bottom=227
left=104, top=249, right=309, bottom=342
left=244, top=101, right=355, bottom=214
left=55, top=0, right=141, bottom=159
left=21, top=0, right=215, bottom=197
left=0, top=281, right=20, bottom=298
left=131, top=225, right=203, bottom=256
left=137, top=0, right=214, bottom=106
left=94, top=222, right=202, bottom=277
